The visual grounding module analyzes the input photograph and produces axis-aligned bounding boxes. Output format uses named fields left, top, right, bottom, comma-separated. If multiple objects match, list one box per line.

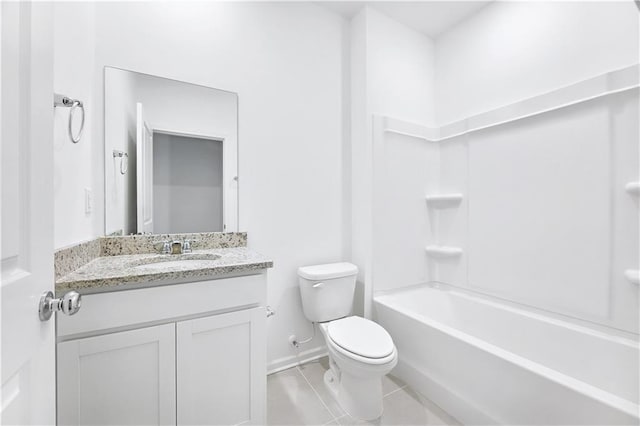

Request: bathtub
left=374, top=283, right=640, bottom=425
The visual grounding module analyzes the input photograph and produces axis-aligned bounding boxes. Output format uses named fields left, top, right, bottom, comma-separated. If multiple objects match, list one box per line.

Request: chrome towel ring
left=54, top=93, right=85, bottom=143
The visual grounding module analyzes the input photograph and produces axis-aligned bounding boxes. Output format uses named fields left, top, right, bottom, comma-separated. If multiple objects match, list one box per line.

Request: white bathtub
left=374, top=283, right=639, bottom=425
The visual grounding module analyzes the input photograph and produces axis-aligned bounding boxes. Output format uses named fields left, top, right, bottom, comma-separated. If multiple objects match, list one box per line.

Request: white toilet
left=297, top=262, right=398, bottom=420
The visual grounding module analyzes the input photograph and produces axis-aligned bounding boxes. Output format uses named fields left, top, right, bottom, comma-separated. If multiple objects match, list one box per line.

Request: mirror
left=104, top=67, right=238, bottom=236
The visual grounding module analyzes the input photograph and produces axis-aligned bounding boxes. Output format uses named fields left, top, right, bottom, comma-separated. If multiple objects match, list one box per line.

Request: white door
left=57, top=324, right=176, bottom=426
left=1, top=2, right=56, bottom=425
left=136, top=102, right=154, bottom=233
left=176, top=308, right=266, bottom=425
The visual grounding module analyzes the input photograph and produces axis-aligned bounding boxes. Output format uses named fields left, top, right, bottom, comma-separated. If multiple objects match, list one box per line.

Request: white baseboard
left=267, top=345, right=328, bottom=375
left=394, top=357, right=497, bottom=426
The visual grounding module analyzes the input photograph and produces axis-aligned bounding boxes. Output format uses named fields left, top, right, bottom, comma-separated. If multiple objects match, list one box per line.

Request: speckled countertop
left=56, top=247, right=273, bottom=294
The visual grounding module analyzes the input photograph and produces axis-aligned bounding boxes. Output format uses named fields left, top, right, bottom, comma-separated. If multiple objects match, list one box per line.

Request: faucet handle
left=182, top=239, right=195, bottom=254
left=158, top=240, right=171, bottom=254
left=152, top=240, right=172, bottom=254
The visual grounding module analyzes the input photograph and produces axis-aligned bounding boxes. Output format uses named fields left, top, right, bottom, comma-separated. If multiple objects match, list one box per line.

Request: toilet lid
left=327, top=316, right=394, bottom=359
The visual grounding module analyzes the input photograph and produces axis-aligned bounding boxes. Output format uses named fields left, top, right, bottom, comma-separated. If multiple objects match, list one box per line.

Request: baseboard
left=267, top=346, right=328, bottom=375
left=394, top=357, right=497, bottom=425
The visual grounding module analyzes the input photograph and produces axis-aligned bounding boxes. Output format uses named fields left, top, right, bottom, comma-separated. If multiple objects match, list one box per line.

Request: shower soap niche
left=425, top=245, right=463, bottom=258
left=625, top=182, right=640, bottom=196
left=425, top=193, right=463, bottom=208
left=624, top=269, right=639, bottom=285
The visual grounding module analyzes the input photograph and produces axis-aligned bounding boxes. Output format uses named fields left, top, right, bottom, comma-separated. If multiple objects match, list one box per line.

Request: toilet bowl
left=297, top=262, right=398, bottom=420
left=319, top=316, right=398, bottom=420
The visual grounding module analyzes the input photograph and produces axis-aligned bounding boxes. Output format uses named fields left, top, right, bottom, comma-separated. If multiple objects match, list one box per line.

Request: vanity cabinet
left=56, top=273, right=267, bottom=426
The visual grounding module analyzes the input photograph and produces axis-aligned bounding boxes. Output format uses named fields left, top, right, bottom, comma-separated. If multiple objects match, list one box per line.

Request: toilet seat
left=325, top=316, right=396, bottom=365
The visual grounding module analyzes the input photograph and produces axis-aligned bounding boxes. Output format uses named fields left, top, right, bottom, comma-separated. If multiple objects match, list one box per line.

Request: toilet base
left=323, top=365, right=384, bottom=421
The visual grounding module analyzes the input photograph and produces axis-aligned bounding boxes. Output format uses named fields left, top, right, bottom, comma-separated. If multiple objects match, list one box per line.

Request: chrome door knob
left=39, top=290, right=82, bottom=321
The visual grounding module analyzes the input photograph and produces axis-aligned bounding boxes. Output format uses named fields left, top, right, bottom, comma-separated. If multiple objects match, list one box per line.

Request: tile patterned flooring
left=267, top=357, right=460, bottom=425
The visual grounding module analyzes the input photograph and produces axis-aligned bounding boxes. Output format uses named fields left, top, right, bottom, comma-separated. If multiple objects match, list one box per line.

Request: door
left=136, top=102, right=154, bottom=233
left=57, top=324, right=176, bottom=426
left=177, top=308, right=266, bottom=425
left=1, top=2, right=56, bottom=425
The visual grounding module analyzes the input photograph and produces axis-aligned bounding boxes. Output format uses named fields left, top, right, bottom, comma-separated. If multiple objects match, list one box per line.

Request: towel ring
left=54, top=93, right=85, bottom=143
left=68, top=101, right=85, bottom=143
left=113, top=150, right=128, bottom=175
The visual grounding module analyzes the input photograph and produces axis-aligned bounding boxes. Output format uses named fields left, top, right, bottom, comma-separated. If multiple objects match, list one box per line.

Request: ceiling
left=318, top=1, right=492, bottom=38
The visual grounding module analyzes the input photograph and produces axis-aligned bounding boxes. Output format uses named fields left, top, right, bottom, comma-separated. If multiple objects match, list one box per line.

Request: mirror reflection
left=104, top=67, right=238, bottom=236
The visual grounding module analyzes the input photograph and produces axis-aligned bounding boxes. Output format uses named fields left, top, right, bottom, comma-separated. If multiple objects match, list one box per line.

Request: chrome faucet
left=157, top=239, right=195, bottom=255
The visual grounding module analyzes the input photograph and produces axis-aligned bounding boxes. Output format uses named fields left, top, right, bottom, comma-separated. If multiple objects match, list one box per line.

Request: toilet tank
left=297, top=262, right=358, bottom=323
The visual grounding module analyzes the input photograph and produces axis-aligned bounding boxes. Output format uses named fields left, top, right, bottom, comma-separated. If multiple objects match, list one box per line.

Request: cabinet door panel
left=57, top=324, right=176, bottom=426
left=177, top=307, right=265, bottom=425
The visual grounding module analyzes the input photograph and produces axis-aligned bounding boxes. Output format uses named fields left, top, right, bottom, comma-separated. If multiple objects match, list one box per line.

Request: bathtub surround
left=368, top=64, right=639, bottom=335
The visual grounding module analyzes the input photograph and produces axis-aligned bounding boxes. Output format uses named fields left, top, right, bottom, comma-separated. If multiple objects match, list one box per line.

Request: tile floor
left=267, top=357, right=460, bottom=425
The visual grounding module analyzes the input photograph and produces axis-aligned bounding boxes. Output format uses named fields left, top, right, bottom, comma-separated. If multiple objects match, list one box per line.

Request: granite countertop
left=56, top=247, right=273, bottom=294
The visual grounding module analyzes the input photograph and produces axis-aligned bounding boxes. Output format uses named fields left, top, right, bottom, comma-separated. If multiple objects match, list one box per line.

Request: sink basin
left=133, top=259, right=220, bottom=272
left=129, top=253, right=222, bottom=272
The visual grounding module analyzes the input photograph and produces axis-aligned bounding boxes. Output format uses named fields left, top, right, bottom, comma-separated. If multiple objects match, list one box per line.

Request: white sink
left=130, top=253, right=222, bottom=272
left=133, top=259, right=220, bottom=272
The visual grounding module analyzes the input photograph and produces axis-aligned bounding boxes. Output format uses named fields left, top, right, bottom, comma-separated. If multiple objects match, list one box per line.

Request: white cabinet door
left=177, top=308, right=266, bottom=426
left=57, top=324, right=176, bottom=426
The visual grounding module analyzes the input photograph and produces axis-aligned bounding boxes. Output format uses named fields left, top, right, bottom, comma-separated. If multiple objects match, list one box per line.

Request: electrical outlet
left=84, top=188, right=93, bottom=214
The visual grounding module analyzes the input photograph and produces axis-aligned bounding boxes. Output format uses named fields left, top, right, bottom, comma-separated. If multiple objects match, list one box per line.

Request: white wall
left=53, top=2, right=100, bottom=248
left=435, top=1, right=640, bottom=124
left=53, top=2, right=349, bottom=370
left=153, top=133, right=224, bottom=234
left=366, top=7, right=436, bottom=126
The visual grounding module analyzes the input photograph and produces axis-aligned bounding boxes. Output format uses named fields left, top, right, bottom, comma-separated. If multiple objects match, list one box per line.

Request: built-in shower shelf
left=425, top=193, right=463, bottom=208
left=425, top=245, right=463, bottom=258
left=624, top=269, right=639, bottom=285
left=625, top=182, right=640, bottom=196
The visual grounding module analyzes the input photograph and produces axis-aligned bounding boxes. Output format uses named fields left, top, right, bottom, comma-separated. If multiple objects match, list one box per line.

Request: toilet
left=297, top=262, right=398, bottom=420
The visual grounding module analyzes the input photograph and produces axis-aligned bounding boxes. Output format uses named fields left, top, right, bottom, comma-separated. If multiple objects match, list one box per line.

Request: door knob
left=39, top=290, right=82, bottom=321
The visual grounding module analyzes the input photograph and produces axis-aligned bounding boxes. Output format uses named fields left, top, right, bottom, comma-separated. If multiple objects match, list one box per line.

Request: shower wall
left=443, top=88, right=637, bottom=333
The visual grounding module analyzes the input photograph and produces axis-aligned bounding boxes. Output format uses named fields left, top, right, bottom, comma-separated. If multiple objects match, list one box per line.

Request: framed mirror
left=104, top=67, right=238, bottom=236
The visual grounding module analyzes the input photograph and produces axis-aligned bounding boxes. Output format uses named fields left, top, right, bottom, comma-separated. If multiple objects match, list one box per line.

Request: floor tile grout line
left=296, top=365, right=341, bottom=423
left=382, top=383, right=408, bottom=398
